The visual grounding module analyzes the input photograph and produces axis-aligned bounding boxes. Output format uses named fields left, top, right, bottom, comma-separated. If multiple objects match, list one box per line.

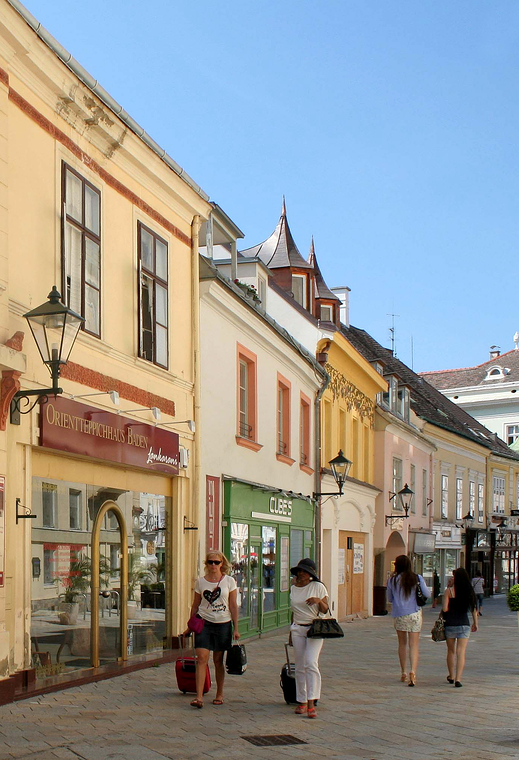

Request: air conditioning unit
left=179, top=447, right=190, bottom=468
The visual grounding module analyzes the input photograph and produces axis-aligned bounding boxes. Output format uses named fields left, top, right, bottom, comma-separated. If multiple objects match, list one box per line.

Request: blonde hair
left=204, top=550, right=231, bottom=575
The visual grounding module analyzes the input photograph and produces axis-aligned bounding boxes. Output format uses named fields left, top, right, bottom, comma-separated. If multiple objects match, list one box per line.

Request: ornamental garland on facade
left=325, top=363, right=375, bottom=425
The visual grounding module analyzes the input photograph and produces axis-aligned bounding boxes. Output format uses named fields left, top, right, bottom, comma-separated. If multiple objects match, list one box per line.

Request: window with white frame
left=493, top=476, right=505, bottom=513
left=506, top=425, right=519, bottom=446
left=397, top=386, right=410, bottom=421
left=478, top=483, right=484, bottom=522
left=469, top=481, right=475, bottom=517
left=258, top=277, right=267, bottom=308
left=320, top=304, right=333, bottom=322
left=410, top=464, right=416, bottom=513
left=42, top=482, right=57, bottom=528
left=383, top=376, right=398, bottom=411
left=291, top=275, right=307, bottom=308
left=441, top=475, right=449, bottom=519
left=392, top=458, right=403, bottom=509
left=456, top=478, right=463, bottom=520
left=422, top=469, right=428, bottom=515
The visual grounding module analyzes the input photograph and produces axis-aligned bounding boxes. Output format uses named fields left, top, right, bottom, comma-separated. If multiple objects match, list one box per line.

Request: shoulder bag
left=431, top=612, right=446, bottom=642
left=416, top=575, right=427, bottom=607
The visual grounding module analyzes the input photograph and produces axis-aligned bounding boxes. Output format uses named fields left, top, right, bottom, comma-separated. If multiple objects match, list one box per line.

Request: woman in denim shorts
left=442, top=567, right=478, bottom=688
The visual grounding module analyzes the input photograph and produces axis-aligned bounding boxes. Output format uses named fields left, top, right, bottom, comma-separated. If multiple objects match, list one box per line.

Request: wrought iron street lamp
left=313, top=450, right=352, bottom=499
left=385, top=483, right=415, bottom=527
left=12, top=286, right=84, bottom=415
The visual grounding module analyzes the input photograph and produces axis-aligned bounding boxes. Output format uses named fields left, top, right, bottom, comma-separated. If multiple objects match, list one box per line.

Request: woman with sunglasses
left=186, top=550, right=240, bottom=708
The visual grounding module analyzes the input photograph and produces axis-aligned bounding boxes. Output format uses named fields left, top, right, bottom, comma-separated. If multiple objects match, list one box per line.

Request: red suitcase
left=175, top=634, right=211, bottom=694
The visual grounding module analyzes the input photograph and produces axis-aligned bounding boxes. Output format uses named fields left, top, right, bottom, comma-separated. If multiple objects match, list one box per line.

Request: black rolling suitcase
left=280, top=643, right=297, bottom=704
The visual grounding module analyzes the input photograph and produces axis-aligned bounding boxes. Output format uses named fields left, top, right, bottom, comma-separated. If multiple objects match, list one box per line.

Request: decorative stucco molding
left=325, top=363, right=375, bottom=425
left=0, top=371, right=21, bottom=431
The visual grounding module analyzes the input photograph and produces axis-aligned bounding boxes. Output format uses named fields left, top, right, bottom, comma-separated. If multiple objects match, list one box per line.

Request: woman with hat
left=289, top=558, right=329, bottom=719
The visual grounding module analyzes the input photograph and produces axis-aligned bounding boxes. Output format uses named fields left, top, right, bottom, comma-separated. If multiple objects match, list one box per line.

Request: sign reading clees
left=40, top=398, right=179, bottom=475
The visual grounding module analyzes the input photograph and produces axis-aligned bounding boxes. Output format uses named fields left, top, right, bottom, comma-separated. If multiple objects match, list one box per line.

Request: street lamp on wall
left=313, top=450, right=352, bottom=499
left=11, top=286, right=84, bottom=417
left=460, top=512, right=475, bottom=531
left=385, top=483, right=415, bottom=527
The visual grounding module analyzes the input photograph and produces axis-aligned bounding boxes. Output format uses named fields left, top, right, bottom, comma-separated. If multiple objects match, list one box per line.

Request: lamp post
left=11, top=286, right=84, bottom=416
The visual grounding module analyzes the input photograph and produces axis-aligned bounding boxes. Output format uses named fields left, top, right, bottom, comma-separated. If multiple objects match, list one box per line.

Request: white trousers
left=291, top=623, right=324, bottom=702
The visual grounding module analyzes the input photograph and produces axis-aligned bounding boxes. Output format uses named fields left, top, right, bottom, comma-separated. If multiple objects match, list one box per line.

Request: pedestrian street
left=0, top=596, right=518, bottom=760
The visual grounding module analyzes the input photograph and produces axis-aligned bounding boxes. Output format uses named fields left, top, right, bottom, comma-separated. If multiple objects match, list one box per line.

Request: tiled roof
left=340, top=324, right=519, bottom=461
left=420, top=349, right=519, bottom=389
left=308, top=238, right=340, bottom=302
left=240, top=200, right=313, bottom=271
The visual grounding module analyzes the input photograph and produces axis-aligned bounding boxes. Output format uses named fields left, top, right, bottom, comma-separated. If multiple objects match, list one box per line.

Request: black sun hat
left=290, top=558, right=319, bottom=581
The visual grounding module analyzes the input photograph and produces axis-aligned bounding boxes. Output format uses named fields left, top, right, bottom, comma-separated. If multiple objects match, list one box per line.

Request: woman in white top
left=185, top=550, right=240, bottom=708
left=289, top=558, right=329, bottom=719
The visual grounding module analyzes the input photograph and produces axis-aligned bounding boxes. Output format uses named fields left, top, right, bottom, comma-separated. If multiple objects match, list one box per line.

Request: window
left=478, top=483, right=484, bottom=523
left=339, top=409, right=346, bottom=454
left=493, top=476, right=505, bottom=513
left=507, top=425, right=519, bottom=446
left=469, top=481, right=475, bottom=517
left=392, top=458, right=403, bottom=509
left=236, top=345, right=258, bottom=448
left=300, top=394, right=311, bottom=469
left=397, top=386, right=410, bottom=421
left=441, top=475, right=449, bottom=519
left=291, top=275, right=307, bottom=308
left=383, top=376, right=398, bottom=411
left=42, top=483, right=57, bottom=528
left=410, top=465, right=416, bottom=513
left=110, top=545, right=120, bottom=577
left=258, top=277, right=266, bottom=308
left=43, top=548, right=56, bottom=585
left=353, top=418, right=360, bottom=479
left=62, top=163, right=101, bottom=336
left=262, top=526, right=276, bottom=612
left=320, top=304, right=333, bottom=322
left=69, top=488, right=82, bottom=530
left=138, top=222, right=168, bottom=368
left=323, top=399, right=333, bottom=464
left=422, top=469, right=428, bottom=516
left=290, top=528, right=304, bottom=569
left=277, top=376, right=291, bottom=458
left=456, top=478, right=463, bottom=520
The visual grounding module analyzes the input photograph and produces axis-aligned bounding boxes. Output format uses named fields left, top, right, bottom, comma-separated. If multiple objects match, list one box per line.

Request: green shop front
left=223, top=479, right=315, bottom=637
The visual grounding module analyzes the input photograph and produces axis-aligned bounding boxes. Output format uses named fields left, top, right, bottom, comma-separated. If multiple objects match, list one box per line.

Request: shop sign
left=0, top=477, right=4, bottom=587
left=252, top=495, right=293, bottom=523
left=353, top=543, right=364, bottom=574
left=40, top=398, right=179, bottom=475
left=411, top=533, right=436, bottom=554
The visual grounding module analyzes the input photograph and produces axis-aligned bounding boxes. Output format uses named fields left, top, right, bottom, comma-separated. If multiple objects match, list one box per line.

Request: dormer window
left=484, top=366, right=505, bottom=380
left=291, top=274, right=307, bottom=308
left=382, top=375, right=398, bottom=411
left=397, top=386, right=410, bottom=421
left=320, top=304, right=333, bottom=322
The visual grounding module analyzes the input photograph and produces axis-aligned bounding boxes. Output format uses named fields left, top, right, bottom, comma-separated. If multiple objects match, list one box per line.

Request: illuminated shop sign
left=40, top=397, right=179, bottom=475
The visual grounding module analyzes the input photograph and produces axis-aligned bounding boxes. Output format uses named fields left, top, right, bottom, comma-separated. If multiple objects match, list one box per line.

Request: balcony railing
left=277, top=440, right=287, bottom=456
left=239, top=421, right=253, bottom=439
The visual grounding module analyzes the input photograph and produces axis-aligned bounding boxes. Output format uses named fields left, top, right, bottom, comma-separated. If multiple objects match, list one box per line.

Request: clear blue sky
left=20, top=0, right=519, bottom=372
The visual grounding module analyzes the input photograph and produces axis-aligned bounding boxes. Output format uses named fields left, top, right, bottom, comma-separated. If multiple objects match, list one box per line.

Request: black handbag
left=225, top=643, right=247, bottom=675
left=307, top=615, right=344, bottom=639
left=416, top=576, right=427, bottom=607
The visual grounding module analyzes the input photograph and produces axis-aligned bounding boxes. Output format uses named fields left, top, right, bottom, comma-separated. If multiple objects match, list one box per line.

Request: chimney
left=331, top=286, right=351, bottom=327
left=489, top=345, right=501, bottom=360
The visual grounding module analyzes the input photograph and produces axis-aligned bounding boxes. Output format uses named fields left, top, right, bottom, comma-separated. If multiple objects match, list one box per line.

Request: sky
left=18, top=0, right=519, bottom=372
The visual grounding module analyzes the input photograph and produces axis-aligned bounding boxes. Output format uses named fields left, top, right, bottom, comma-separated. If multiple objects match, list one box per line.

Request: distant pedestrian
left=386, top=555, right=431, bottom=687
left=443, top=567, right=478, bottom=688
left=471, top=571, right=485, bottom=615
left=289, top=558, right=329, bottom=719
left=185, top=550, right=240, bottom=708
left=431, top=570, right=441, bottom=609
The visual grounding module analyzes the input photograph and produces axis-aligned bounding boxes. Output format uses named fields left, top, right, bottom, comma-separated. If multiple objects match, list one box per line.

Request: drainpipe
left=314, top=367, right=330, bottom=576
left=192, top=216, right=202, bottom=574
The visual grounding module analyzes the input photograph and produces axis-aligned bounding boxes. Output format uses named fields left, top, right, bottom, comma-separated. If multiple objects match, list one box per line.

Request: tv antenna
left=387, top=312, right=399, bottom=356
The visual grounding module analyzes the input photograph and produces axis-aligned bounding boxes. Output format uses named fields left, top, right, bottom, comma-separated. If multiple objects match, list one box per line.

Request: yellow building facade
left=0, top=1, right=211, bottom=699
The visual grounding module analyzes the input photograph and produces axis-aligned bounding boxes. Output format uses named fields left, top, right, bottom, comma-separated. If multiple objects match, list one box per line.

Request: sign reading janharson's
left=40, top=397, right=179, bottom=475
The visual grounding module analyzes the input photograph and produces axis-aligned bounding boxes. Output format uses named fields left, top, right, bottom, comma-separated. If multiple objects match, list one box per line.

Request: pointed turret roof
left=240, top=200, right=314, bottom=270
left=308, top=237, right=340, bottom=302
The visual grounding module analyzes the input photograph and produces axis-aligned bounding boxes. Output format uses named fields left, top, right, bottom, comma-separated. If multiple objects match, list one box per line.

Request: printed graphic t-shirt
left=195, top=574, right=237, bottom=623
left=290, top=581, right=328, bottom=624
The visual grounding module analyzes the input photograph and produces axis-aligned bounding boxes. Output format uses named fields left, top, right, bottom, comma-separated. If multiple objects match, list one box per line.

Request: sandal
left=212, top=698, right=224, bottom=705
left=294, top=704, right=307, bottom=714
left=307, top=707, right=317, bottom=719
left=190, top=698, right=203, bottom=709
left=400, top=672, right=407, bottom=683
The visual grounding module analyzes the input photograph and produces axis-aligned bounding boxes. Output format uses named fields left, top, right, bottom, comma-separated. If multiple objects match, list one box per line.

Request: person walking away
left=431, top=570, right=441, bottom=609
left=185, top=550, right=240, bottom=708
left=443, top=567, right=478, bottom=687
left=289, top=558, right=329, bottom=719
left=386, top=555, right=431, bottom=687
left=471, top=571, right=484, bottom=616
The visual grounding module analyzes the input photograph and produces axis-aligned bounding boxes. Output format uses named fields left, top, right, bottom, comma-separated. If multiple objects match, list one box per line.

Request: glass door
left=249, top=542, right=261, bottom=632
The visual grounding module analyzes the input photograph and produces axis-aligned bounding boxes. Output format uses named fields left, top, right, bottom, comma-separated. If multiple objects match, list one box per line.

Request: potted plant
left=58, top=555, right=110, bottom=625
left=507, top=584, right=519, bottom=626
left=127, top=554, right=152, bottom=616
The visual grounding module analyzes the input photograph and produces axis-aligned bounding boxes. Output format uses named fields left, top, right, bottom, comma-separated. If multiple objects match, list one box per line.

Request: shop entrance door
left=338, top=532, right=366, bottom=618
left=249, top=542, right=261, bottom=633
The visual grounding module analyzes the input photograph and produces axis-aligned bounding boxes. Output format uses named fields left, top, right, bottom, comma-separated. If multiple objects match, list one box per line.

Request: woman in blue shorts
left=442, top=567, right=478, bottom=688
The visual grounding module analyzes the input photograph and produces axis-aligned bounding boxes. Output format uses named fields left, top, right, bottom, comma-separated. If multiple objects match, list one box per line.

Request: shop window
left=478, top=483, right=484, bottom=522
left=410, top=465, right=416, bottom=513
left=69, top=488, right=82, bottom=530
left=441, top=474, right=449, bottom=519
left=291, top=274, right=307, bottom=308
left=456, top=478, right=463, bottom=520
left=277, top=375, right=291, bottom=460
left=290, top=528, right=304, bottom=569
left=43, top=548, right=56, bottom=585
left=469, top=481, right=475, bottom=516
left=300, top=394, right=311, bottom=469
left=262, top=526, right=276, bottom=612
left=62, top=163, right=101, bottom=337
left=230, top=522, right=249, bottom=618
left=422, top=469, right=428, bottom=515
left=138, top=222, right=168, bottom=368
left=42, top=483, right=57, bottom=528
left=236, top=344, right=258, bottom=447
left=493, top=476, right=505, bottom=513
left=392, top=458, right=403, bottom=509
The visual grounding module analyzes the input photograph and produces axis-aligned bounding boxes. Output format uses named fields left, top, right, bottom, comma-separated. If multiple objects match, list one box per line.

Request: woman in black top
left=442, top=567, right=478, bottom=687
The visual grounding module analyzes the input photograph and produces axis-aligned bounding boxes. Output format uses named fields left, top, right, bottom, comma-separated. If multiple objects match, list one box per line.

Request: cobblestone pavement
left=1, top=596, right=518, bottom=760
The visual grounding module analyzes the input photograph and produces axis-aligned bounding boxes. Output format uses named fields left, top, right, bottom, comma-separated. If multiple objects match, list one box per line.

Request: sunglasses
left=207, top=560, right=222, bottom=565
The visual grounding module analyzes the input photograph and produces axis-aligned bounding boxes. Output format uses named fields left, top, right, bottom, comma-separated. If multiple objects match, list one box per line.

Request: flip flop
left=190, top=698, right=203, bottom=709
left=212, top=698, right=224, bottom=705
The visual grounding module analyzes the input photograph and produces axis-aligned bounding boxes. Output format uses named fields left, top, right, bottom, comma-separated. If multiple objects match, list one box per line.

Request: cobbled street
left=0, top=597, right=518, bottom=760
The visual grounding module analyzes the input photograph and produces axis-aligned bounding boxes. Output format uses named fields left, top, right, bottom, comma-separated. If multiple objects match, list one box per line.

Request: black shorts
left=195, top=620, right=232, bottom=652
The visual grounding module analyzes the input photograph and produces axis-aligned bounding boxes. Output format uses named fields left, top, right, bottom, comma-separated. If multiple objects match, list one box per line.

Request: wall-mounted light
left=385, top=484, right=415, bottom=527
left=70, top=391, right=120, bottom=405
left=119, top=406, right=161, bottom=421
left=313, top=450, right=352, bottom=500
left=160, top=420, right=196, bottom=433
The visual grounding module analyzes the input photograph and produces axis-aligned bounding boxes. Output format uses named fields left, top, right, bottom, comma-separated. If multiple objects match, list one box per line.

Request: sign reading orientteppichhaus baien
left=40, top=397, right=179, bottom=475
